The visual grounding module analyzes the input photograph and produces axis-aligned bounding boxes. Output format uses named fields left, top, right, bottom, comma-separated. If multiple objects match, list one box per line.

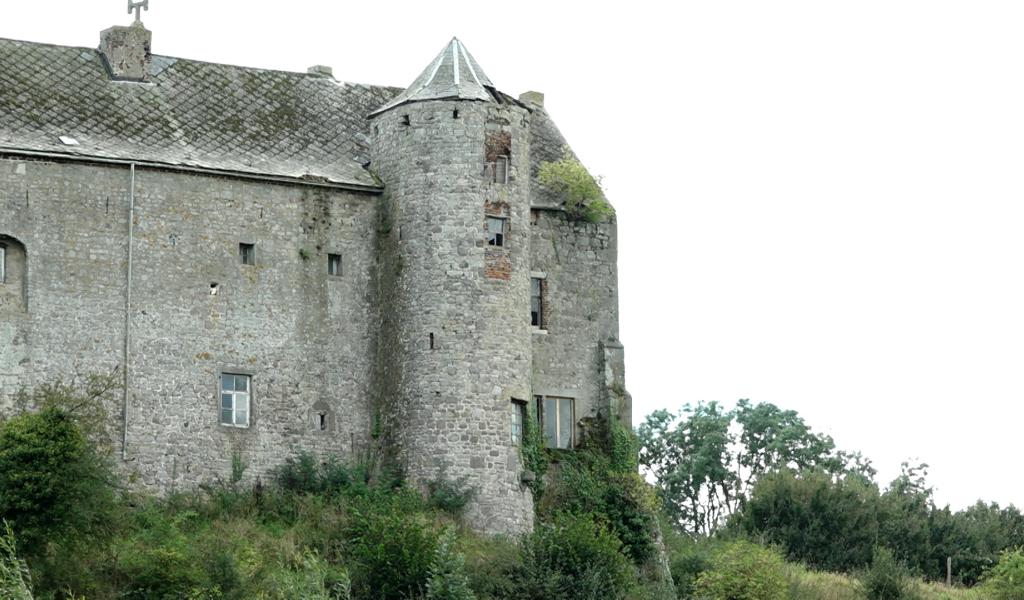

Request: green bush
left=860, top=547, right=920, bottom=600
left=513, top=513, right=635, bottom=600
left=426, top=529, right=476, bottom=600
left=426, top=471, right=477, bottom=517
left=344, top=489, right=439, bottom=600
left=979, top=548, right=1024, bottom=599
left=0, top=406, right=115, bottom=557
left=537, top=148, right=613, bottom=223
left=0, top=521, right=32, bottom=600
left=256, top=550, right=350, bottom=600
left=693, top=540, right=787, bottom=600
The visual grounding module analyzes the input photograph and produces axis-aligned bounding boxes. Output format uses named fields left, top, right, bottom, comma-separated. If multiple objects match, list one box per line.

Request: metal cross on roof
left=128, top=0, right=149, bottom=23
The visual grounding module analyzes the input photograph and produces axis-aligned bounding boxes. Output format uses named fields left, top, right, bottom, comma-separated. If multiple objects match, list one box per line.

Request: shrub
left=979, top=548, right=1024, bottom=599
left=257, top=550, right=350, bottom=600
left=0, top=521, right=32, bottom=600
left=427, top=470, right=477, bottom=517
left=513, top=513, right=635, bottom=600
left=693, top=540, right=787, bottom=600
left=344, top=489, right=439, bottom=600
left=0, top=406, right=115, bottom=556
left=426, top=529, right=476, bottom=600
left=537, top=148, right=613, bottom=223
left=859, top=547, right=920, bottom=600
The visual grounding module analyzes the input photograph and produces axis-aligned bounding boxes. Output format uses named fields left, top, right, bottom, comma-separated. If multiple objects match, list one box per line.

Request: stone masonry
left=0, top=24, right=630, bottom=534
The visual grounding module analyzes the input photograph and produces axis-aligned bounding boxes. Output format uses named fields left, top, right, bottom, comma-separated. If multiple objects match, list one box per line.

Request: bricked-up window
left=328, top=253, right=342, bottom=276
left=536, top=395, right=574, bottom=449
left=239, top=243, right=255, bottom=266
left=530, top=278, right=545, bottom=328
left=220, top=373, right=250, bottom=428
left=486, top=217, right=506, bottom=247
left=511, top=399, right=527, bottom=445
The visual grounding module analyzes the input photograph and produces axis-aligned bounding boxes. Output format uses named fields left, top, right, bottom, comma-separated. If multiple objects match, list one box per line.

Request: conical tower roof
left=369, top=38, right=496, bottom=117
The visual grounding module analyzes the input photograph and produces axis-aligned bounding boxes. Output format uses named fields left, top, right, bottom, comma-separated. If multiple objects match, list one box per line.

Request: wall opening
left=0, top=235, right=28, bottom=313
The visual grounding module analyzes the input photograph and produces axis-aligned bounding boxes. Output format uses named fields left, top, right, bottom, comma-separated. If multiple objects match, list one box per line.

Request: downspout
left=122, top=163, right=136, bottom=461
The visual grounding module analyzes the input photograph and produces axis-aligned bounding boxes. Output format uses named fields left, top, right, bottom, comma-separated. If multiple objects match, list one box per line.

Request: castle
left=0, top=15, right=629, bottom=534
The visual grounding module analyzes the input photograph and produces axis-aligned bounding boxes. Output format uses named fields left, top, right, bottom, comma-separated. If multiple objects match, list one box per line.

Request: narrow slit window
left=328, top=253, right=342, bottom=276
left=486, top=217, right=506, bottom=247
left=219, top=373, right=251, bottom=428
left=530, top=277, right=544, bottom=328
left=318, top=413, right=327, bottom=431
left=239, top=243, right=255, bottom=266
left=0, top=245, right=5, bottom=283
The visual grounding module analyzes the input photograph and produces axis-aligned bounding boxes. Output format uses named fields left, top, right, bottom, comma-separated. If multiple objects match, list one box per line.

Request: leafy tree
left=730, top=469, right=880, bottom=572
left=979, top=548, right=1024, bottom=599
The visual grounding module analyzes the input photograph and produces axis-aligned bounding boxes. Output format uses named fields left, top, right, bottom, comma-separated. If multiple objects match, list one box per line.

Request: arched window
left=0, top=235, right=27, bottom=313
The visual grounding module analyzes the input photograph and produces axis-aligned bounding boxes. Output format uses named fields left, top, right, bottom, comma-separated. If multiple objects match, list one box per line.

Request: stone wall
left=0, top=157, right=379, bottom=489
left=530, top=210, right=630, bottom=438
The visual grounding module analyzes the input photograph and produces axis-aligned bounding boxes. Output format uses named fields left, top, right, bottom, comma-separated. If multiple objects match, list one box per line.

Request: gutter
left=0, top=148, right=384, bottom=194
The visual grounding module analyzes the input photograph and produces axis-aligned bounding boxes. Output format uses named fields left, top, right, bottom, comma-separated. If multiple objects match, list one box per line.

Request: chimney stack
left=99, top=22, right=152, bottom=81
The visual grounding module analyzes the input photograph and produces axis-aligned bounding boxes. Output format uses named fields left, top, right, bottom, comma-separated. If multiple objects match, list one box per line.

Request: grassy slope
left=785, top=564, right=987, bottom=600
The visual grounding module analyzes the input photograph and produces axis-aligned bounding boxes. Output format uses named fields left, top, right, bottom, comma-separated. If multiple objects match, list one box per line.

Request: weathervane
left=128, top=0, right=149, bottom=23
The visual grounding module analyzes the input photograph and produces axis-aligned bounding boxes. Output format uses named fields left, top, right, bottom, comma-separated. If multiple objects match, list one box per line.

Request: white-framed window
left=328, top=253, right=342, bottom=276
left=530, top=277, right=545, bottom=328
left=220, top=373, right=250, bottom=427
left=486, top=216, right=506, bottom=247
left=511, top=399, right=527, bottom=445
left=536, top=395, right=574, bottom=449
left=239, top=243, right=256, bottom=266
left=0, top=244, right=5, bottom=283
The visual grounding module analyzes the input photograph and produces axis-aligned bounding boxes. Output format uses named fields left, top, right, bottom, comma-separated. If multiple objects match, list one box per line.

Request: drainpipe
left=122, top=163, right=136, bottom=461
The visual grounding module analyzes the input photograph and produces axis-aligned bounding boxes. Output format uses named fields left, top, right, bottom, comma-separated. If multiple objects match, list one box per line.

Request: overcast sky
left=4, top=1, right=1023, bottom=511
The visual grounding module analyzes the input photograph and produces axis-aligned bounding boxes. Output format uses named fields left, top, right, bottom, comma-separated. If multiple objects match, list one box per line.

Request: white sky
left=4, top=1, right=1023, bottom=511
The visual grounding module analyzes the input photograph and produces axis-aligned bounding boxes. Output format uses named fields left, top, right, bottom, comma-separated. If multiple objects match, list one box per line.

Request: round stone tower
left=369, top=38, right=534, bottom=534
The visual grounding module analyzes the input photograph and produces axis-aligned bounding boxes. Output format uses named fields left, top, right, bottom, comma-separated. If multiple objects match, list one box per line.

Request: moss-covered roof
left=0, top=37, right=402, bottom=188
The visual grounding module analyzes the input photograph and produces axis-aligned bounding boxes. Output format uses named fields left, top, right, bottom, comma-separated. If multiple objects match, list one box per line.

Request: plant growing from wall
left=537, top=148, right=613, bottom=223
left=519, top=402, right=547, bottom=501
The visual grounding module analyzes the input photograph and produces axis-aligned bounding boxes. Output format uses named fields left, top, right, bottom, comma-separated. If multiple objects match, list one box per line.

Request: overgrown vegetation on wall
left=537, top=147, right=614, bottom=223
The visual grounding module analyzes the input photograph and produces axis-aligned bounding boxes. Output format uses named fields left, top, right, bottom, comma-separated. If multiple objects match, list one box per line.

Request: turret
left=369, top=38, right=534, bottom=534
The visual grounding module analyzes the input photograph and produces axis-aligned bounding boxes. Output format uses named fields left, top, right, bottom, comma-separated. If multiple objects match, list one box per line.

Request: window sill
left=532, top=327, right=548, bottom=335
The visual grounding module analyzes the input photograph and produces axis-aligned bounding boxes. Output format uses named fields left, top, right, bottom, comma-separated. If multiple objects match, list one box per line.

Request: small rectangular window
left=0, top=245, right=5, bottom=283
left=239, top=243, right=255, bottom=266
left=219, top=373, right=251, bottom=428
left=328, top=253, right=342, bottom=276
left=511, top=399, right=526, bottom=445
left=486, top=217, right=506, bottom=247
left=530, top=277, right=544, bottom=328
left=494, top=156, right=509, bottom=184
left=536, top=395, right=574, bottom=449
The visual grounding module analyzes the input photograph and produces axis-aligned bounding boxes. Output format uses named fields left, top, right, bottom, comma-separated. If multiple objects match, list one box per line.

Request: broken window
left=239, top=243, right=255, bottom=266
left=485, top=130, right=511, bottom=184
left=487, top=217, right=506, bottom=247
left=511, top=399, right=527, bottom=445
left=328, top=253, right=342, bottom=276
left=530, top=277, right=545, bottom=328
left=536, top=395, right=574, bottom=449
left=220, top=373, right=250, bottom=428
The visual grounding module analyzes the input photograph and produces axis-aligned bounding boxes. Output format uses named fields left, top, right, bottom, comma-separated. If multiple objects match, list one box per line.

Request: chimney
left=307, top=65, right=334, bottom=78
left=99, top=22, right=152, bottom=81
left=519, top=91, right=545, bottom=108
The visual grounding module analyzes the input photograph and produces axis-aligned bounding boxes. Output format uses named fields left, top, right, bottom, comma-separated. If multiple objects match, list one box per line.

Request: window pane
left=221, top=375, right=234, bottom=392
left=543, top=398, right=557, bottom=448
left=237, top=392, right=249, bottom=412
left=220, top=409, right=233, bottom=424
left=234, top=410, right=247, bottom=426
left=531, top=278, right=541, bottom=295
left=221, top=394, right=233, bottom=409
left=558, top=398, right=573, bottom=449
left=235, top=376, right=248, bottom=392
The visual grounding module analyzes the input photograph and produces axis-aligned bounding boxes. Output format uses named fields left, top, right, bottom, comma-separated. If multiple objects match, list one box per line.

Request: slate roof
left=369, top=38, right=496, bottom=117
left=0, top=37, right=402, bottom=189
